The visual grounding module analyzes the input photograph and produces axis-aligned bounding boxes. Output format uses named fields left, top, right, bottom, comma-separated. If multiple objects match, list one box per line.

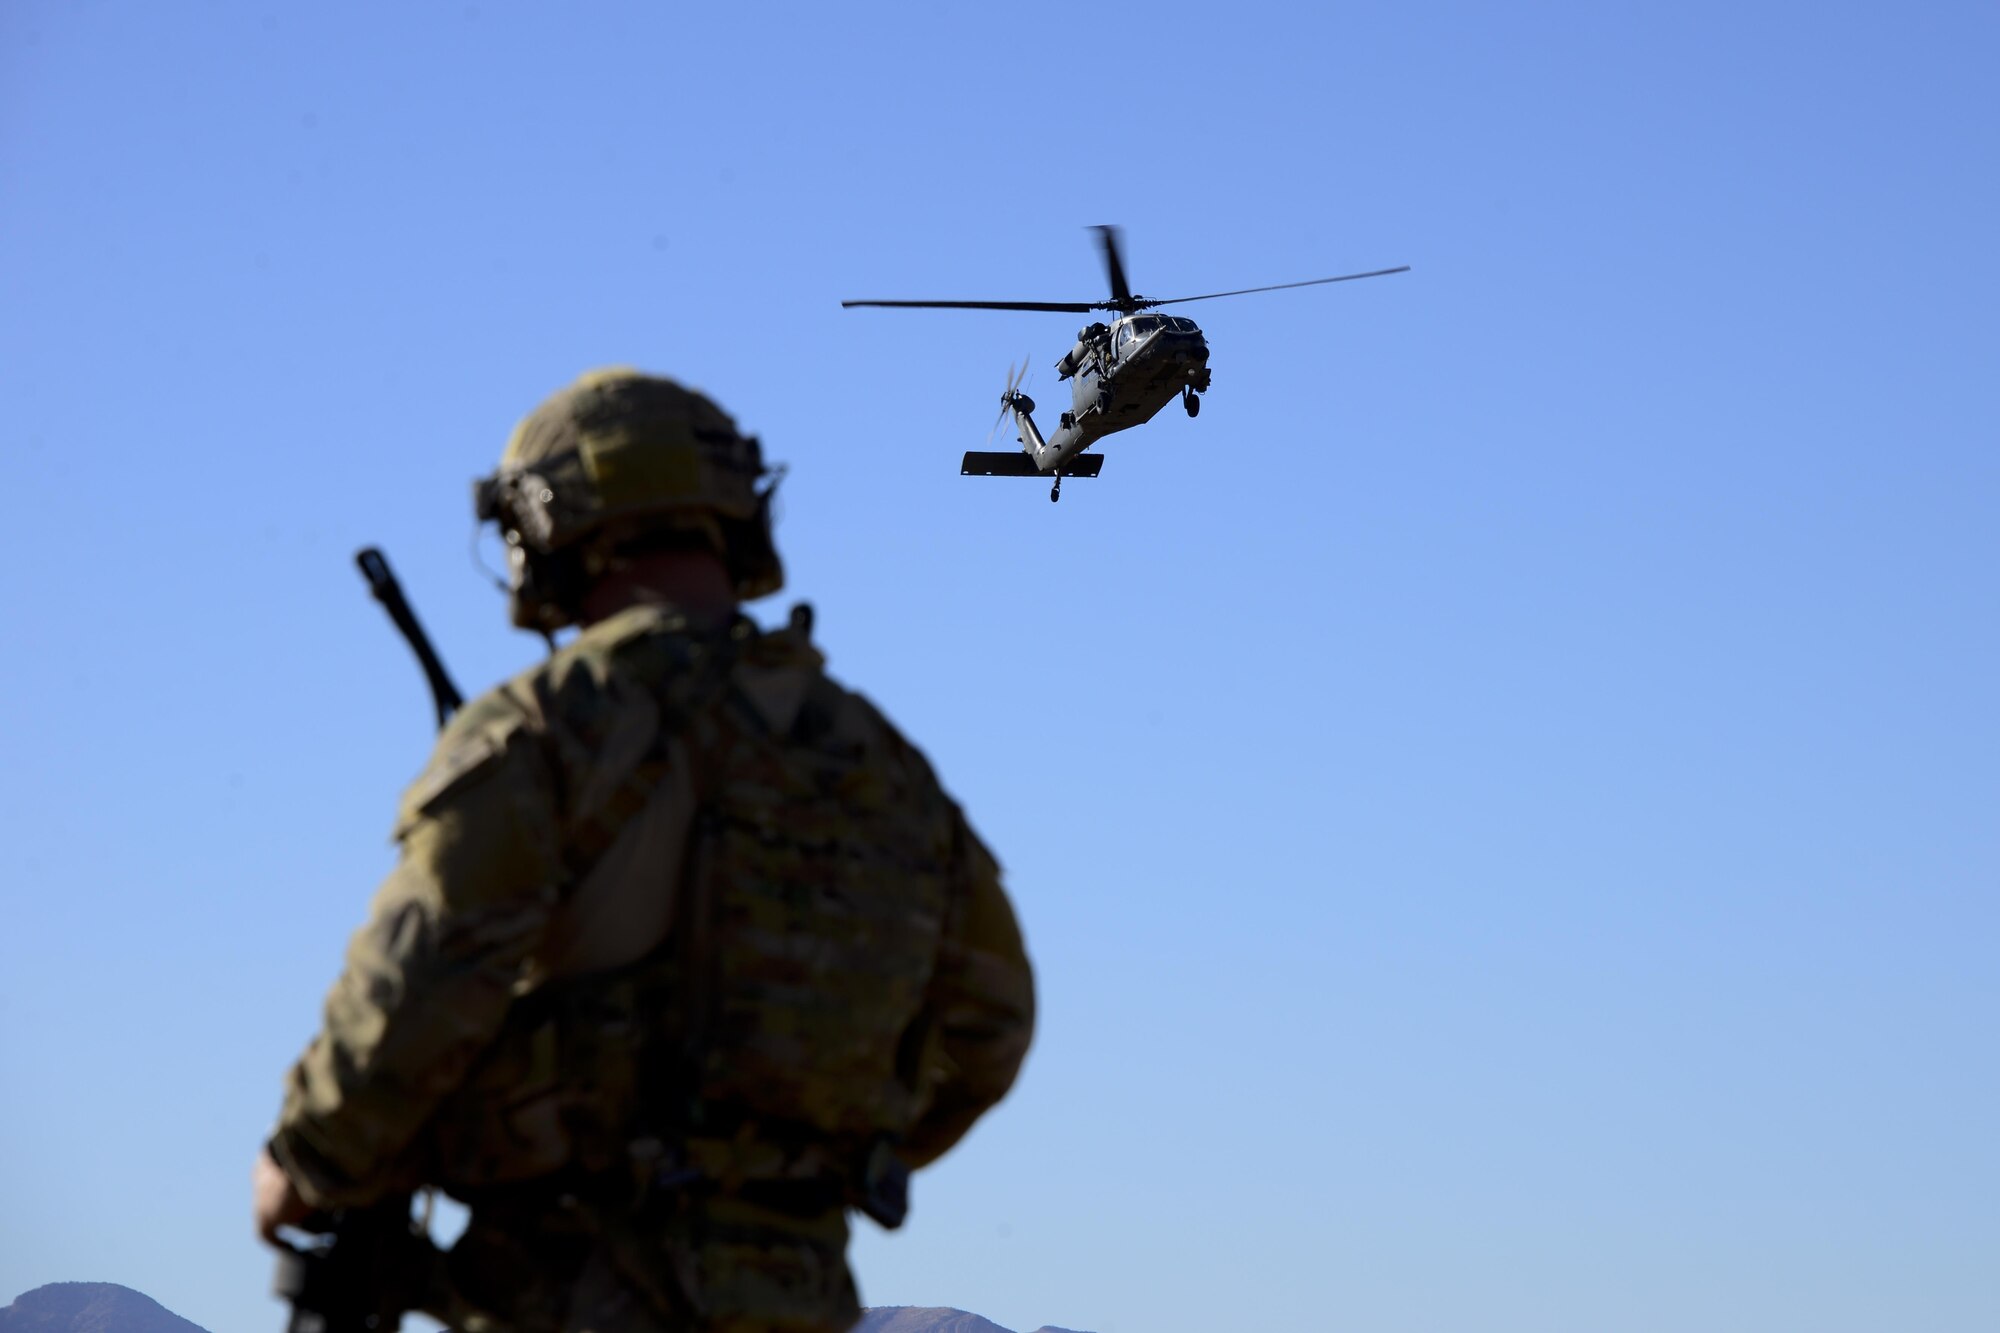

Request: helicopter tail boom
left=996, top=390, right=1094, bottom=474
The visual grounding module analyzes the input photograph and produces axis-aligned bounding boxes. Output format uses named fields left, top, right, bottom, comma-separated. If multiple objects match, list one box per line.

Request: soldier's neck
left=579, top=549, right=739, bottom=629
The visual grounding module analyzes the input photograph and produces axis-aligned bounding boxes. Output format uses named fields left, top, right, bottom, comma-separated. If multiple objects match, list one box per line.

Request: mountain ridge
left=855, top=1306, right=1097, bottom=1333
left=0, top=1284, right=212, bottom=1333
left=4, top=1284, right=1086, bottom=1333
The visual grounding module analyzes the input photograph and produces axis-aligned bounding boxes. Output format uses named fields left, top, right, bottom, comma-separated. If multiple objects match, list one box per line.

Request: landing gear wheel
left=1183, top=390, right=1200, bottom=418
left=1050, top=474, right=1062, bottom=503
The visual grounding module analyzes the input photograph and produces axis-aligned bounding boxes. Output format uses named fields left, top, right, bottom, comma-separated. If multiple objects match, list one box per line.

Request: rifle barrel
left=355, top=547, right=465, bottom=729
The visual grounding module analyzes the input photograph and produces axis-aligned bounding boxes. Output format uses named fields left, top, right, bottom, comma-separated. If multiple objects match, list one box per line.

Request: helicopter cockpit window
left=1132, top=316, right=1161, bottom=335
left=1115, top=323, right=1135, bottom=350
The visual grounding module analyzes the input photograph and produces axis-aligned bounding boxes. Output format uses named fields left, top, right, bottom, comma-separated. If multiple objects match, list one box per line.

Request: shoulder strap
left=560, top=624, right=742, bottom=881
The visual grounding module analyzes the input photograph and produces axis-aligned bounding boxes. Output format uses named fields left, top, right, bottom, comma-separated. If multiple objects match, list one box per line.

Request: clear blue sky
left=3, top=3, right=1995, bottom=1331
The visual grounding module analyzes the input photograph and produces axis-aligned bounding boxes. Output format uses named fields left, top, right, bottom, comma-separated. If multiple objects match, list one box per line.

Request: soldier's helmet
left=475, top=368, right=784, bottom=631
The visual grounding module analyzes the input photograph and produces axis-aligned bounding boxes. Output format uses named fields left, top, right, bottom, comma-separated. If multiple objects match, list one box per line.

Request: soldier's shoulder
left=392, top=607, right=719, bottom=833
left=805, top=671, right=951, bottom=799
left=395, top=684, right=540, bottom=832
left=824, top=675, right=932, bottom=767
left=733, top=606, right=943, bottom=777
left=810, top=672, right=991, bottom=868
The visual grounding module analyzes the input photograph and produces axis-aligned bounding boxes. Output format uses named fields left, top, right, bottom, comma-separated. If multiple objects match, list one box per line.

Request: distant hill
left=1, top=1287, right=1066, bottom=1333
left=856, top=1308, right=1095, bottom=1333
left=0, top=1285, right=211, bottom=1333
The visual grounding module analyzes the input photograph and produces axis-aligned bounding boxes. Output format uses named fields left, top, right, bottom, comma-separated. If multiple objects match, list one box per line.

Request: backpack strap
left=559, top=621, right=743, bottom=879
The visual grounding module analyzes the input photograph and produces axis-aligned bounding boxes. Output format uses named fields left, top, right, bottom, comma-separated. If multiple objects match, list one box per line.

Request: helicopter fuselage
left=842, top=224, right=1406, bottom=501
left=1007, top=313, right=1212, bottom=473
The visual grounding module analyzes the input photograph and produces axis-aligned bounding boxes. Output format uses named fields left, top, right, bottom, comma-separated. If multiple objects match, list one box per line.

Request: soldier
left=254, top=369, right=1035, bottom=1333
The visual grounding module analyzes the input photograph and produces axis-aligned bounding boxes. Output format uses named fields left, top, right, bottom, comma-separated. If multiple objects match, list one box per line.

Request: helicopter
left=843, top=226, right=1409, bottom=500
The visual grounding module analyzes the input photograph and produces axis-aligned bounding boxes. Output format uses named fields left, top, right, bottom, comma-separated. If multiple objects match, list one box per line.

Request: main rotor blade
left=1142, top=266, right=1412, bottom=308
left=842, top=298, right=1097, bottom=313
left=1094, top=225, right=1134, bottom=309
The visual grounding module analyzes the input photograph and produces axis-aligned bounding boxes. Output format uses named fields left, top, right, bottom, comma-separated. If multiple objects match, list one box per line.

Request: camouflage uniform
left=270, top=373, right=1034, bottom=1333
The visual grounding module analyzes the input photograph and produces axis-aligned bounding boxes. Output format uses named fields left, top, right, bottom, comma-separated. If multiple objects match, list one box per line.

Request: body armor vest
left=424, top=617, right=961, bottom=1196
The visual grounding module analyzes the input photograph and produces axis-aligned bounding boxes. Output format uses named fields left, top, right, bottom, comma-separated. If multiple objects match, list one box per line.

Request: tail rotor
left=986, top=356, right=1034, bottom=446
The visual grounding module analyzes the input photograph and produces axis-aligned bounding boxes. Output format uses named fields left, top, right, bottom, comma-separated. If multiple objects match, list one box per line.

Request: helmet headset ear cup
left=719, top=479, right=785, bottom=602
left=504, top=538, right=593, bottom=632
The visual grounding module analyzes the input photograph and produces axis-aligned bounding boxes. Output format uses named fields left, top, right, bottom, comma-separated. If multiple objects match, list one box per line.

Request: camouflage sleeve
left=900, top=816, right=1035, bottom=1169
left=270, top=696, right=569, bottom=1207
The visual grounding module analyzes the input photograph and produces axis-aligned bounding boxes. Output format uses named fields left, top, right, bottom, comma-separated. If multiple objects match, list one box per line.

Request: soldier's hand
left=253, top=1147, right=313, bottom=1243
